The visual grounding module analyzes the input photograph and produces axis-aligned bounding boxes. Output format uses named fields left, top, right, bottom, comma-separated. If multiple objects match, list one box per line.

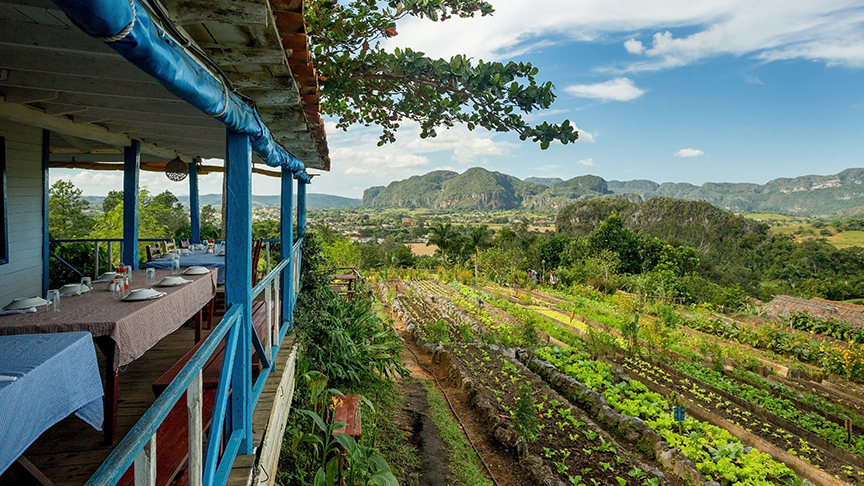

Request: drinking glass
left=145, top=268, right=156, bottom=285
left=81, top=277, right=92, bottom=296
left=47, top=289, right=60, bottom=312
left=125, top=265, right=133, bottom=282
left=112, top=278, right=124, bottom=300
left=171, top=258, right=181, bottom=275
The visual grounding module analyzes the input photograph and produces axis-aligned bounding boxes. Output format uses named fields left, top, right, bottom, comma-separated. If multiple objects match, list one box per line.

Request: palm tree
left=464, top=225, right=490, bottom=278
left=427, top=222, right=457, bottom=262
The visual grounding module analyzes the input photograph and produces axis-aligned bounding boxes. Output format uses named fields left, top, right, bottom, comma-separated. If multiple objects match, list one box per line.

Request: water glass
left=80, top=277, right=92, bottom=296
left=145, top=268, right=157, bottom=285
left=171, top=258, right=181, bottom=275
left=112, top=278, right=125, bottom=300
left=125, top=265, right=133, bottom=282
left=47, top=289, right=60, bottom=312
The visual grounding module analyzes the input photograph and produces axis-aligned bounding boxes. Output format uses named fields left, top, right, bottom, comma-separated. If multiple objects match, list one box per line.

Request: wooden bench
left=117, top=389, right=217, bottom=486
left=139, top=300, right=275, bottom=486
left=152, top=300, right=273, bottom=396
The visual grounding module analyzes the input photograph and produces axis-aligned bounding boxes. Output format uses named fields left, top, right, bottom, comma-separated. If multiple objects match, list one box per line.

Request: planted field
left=381, top=276, right=864, bottom=486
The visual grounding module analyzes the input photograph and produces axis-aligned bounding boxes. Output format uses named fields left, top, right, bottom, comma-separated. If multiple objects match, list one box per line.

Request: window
left=0, top=136, right=7, bottom=265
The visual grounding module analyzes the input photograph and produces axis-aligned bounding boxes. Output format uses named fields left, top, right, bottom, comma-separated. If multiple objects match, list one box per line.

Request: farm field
left=377, top=275, right=864, bottom=486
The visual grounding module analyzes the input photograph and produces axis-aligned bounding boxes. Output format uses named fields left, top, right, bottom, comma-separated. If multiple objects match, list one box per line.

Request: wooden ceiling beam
left=162, top=0, right=270, bottom=26
left=0, top=70, right=174, bottom=100
left=208, top=48, right=288, bottom=66
left=0, top=98, right=184, bottom=160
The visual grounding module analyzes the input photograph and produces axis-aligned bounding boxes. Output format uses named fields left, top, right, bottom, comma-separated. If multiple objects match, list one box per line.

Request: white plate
left=4, top=296, right=48, bottom=310
left=97, top=272, right=117, bottom=282
left=183, top=266, right=211, bottom=275
left=155, top=276, right=191, bottom=287
left=179, top=248, right=191, bottom=255
left=122, top=288, right=165, bottom=301
left=59, top=283, right=90, bottom=295
left=217, top=250, right=225, bottom=256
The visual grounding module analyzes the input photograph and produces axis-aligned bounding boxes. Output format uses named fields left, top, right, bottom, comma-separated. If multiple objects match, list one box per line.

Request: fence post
left=94, top=241, right=100, bottom=278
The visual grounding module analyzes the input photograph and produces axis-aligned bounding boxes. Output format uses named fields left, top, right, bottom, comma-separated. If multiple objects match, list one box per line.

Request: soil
left=391, top=298, right=534, bottom=486
left=398, top=381, right=450, bottom=486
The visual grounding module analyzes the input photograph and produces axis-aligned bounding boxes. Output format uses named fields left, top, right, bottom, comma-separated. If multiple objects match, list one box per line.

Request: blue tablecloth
left=143, top=252, right=225, bottom=285
left=0, top=332, right=103, bottom=474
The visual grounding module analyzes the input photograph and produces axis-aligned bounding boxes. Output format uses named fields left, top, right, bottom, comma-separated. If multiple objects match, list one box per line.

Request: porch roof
left=0, top=0, right=329, bottom=171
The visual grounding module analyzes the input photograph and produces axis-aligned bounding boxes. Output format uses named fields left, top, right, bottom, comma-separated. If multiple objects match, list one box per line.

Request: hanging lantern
left=165, top=156, right=188, bottom=182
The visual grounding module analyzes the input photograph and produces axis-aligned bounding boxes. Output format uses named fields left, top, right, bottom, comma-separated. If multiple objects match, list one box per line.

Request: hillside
left=362, top=167, right=614, bottom=210
left=361, top=167, right=864, bottom=215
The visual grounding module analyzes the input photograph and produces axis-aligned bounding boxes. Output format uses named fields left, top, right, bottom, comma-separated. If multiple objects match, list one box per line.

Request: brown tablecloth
left=0, top=269, right=217, bottom=371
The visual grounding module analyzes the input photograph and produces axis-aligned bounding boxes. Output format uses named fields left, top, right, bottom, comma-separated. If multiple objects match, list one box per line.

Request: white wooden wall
left=0, top=119, right=44, bottom=307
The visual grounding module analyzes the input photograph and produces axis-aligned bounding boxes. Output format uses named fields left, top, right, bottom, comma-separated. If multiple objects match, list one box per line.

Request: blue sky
left=54, top=0, right=864, bottom=199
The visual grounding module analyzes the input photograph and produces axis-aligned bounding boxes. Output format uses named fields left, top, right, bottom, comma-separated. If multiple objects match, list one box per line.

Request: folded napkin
left=92, top=279, right=111, bottom=284
left=0, top=307, right=38, bottom=316
left=60, top=291, right=82, bottom=297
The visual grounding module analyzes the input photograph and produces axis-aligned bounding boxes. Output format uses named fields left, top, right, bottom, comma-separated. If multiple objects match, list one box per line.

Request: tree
left=307, top=0, right=578, bottom=149
left=427, top=222, right=460, bottom=262
left=49, top=180, right=94, bottom=239
left=463, top=225, right=490, bottom=277
left=200, top=204, right=222, bottom=240
left=102, top=190, right=123, bottom=213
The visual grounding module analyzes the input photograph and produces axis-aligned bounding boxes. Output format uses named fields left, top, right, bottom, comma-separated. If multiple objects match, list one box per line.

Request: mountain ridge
left=361, top=167, right=864, bottom=216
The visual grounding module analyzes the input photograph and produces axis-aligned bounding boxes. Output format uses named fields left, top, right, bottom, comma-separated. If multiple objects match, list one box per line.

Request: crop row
left=451, top=344, right=665, bottom=486
left=669, top=360, right=864, bottom=457
left=535, top=346, right=798, bottom=486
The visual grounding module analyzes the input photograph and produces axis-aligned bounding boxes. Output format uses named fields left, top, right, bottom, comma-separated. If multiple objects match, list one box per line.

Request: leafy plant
left=513, top=384, right=540, bottom=445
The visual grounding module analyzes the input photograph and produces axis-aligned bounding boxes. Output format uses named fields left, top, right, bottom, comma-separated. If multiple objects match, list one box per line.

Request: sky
left=53, top=0, right=864, bottom=199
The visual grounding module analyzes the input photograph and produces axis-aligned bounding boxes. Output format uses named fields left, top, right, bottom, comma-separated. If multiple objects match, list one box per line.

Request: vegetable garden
left=377, top=274, right=864, bottom=486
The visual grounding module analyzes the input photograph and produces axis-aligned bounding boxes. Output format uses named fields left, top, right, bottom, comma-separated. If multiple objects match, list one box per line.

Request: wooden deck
left=0, top=307, right=298, bottom=486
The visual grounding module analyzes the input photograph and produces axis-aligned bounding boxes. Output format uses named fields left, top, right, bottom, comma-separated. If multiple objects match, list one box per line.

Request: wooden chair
left=205, top=239, right=265, bottom=329
left=177, top=239, right=190, bottom=249
left=145, top=244, right=162, bottom=262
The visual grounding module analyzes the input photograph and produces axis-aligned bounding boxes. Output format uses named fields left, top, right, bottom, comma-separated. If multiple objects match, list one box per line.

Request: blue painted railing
left=86, top=304, right=243, bottom=486
left=86, top=250, right=300, bottom=485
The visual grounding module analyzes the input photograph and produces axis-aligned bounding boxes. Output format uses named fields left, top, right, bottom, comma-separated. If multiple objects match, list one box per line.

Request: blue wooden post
left=297, top=177, right=307, bottom=238
left=189, top=159, right=201, bottom=244
left=224, top=129, right=252, bottom=453
left=281, top=168, right=293, bottom=329
left=41, top=129, right=50, bottom=296
left=123, top=141, right=140, bottom=269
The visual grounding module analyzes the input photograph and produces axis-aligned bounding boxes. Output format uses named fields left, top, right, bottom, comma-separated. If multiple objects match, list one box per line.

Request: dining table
left=142, top=250, right=226, bottom=285
left=0, top=331, right=103, bottom=477
left=0, top=268, right=217, bottom=444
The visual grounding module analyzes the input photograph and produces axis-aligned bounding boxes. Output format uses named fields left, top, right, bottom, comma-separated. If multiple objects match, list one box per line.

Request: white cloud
left=576, top=125, right=596, bottom=143
left=384, top=1, right=864, bottom=71
left=742, top=73, right=764, bottom=85
left=674, top=148, right=705, bottom=157
left=333, top=148, right=429, bottom=175
left=577, top=158, right=596, bottom=166
left=565, top=78, right=646, bottom=102
left=624, top=38, right=644, bottom=54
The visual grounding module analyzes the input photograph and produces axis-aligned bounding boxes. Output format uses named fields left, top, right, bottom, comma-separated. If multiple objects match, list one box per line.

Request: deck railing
left=48, top=238, right=288, bottom=288
left=85, top=248, right=301, bottom=486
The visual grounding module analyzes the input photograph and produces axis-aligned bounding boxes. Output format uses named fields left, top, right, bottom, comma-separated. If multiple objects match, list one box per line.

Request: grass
left=421, top=380, right=494, bottom=486
left=827, top=230, right=864, bottom=249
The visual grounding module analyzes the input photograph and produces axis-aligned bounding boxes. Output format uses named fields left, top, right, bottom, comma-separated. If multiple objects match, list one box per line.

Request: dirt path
left=393, top=312, right=531, bottom=486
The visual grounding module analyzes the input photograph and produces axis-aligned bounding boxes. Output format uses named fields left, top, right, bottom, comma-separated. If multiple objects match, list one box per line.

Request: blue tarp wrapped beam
left=51, top=0, right=312, bottom=183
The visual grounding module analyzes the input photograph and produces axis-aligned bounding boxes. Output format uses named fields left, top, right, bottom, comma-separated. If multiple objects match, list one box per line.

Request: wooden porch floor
left=2, top=324, right=201, bottom=486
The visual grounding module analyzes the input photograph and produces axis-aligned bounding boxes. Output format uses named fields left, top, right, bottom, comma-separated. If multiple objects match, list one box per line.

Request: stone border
left=382, top=282, right=673, bottom=486
left=517, top=352, right=717, bottom=486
